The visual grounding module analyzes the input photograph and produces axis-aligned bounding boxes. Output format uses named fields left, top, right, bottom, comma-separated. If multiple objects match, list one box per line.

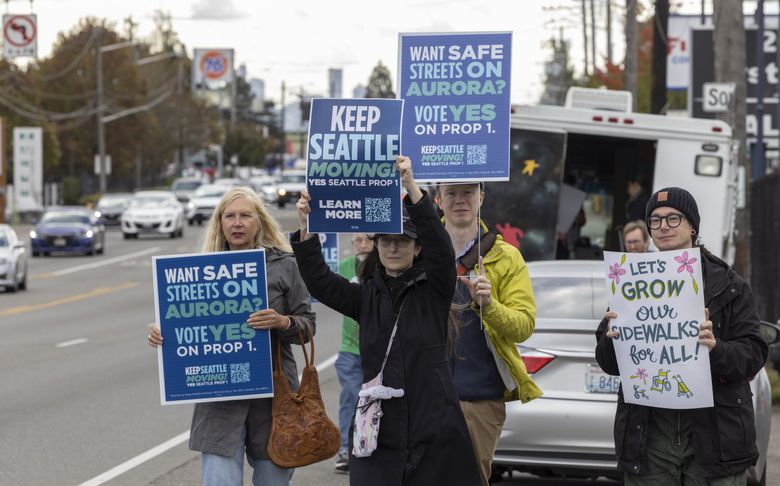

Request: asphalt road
left=2, top=207, right=779, bottom=486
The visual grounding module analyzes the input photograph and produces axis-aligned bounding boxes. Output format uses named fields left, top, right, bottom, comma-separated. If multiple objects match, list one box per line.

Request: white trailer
left=481, top=91, right=737, bottom=263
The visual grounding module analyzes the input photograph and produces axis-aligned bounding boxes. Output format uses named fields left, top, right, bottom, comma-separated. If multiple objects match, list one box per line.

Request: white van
left=480, top=89, right=737, bottom=263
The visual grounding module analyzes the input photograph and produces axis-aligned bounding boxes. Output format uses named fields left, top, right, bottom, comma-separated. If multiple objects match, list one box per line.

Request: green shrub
left=61, top=177, right=81, bottom=205
left=79, top=193, right=102, bottom=207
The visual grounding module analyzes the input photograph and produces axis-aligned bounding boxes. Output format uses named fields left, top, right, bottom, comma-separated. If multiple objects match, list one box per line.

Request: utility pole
left=625, top=0, right=638, bottom=111
left=230, top=67, right=237, bottom=129
left=582, top=0, right=590, bottom=76
left=96, top=37, right=135, bottom=193
left=590, top=0, right=597, bottom=73
left=651, top=0, right=669, bottom=114
left=606, top=0, right=613, bottom=65
left=96, top=29, right=105, bottom=194
left=754, top=0, right=766, bottom=181
left=0, top=118, right=5, bottom=224
left=713, top=0, right=749, bottom=278
left=280, top=81, right=286, bottom=173
left=177, top=58, right=184, bottom=175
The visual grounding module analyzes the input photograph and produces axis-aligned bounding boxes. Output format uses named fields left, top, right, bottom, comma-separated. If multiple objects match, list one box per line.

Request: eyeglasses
left=647, top=213, right=685, bottom=230
left=376, top=235, right=414, bottom=248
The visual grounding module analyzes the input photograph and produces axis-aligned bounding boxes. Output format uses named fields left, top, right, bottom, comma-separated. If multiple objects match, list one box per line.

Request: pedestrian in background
left=333, top=233, right=374, bottom=473
left=622, top=220, right=650, bottom=253
left=291, top=156, right=481, bottom=486
left=437, top=182, right=542, bottom=486
left=148, top=187, right=315, bottom=486
left=596, top=187, right=768, bottom=485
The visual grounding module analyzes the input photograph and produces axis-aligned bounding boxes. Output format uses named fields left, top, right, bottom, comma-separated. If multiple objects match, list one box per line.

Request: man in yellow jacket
left=437, top=182, right=542, bottom=486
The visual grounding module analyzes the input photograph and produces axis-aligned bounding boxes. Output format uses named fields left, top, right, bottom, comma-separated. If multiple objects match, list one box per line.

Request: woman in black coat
left=291, top=156, right=481, bottom=486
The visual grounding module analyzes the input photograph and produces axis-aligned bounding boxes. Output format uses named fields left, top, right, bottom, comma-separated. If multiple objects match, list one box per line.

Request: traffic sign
left=3, top=14, right=37, bottom=59
left=192, top=48, right=234, bottom=88
left=702, top=82, right=736, bottom=113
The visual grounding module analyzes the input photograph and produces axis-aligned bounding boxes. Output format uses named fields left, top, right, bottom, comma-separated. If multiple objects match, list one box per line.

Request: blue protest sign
left=398, top=32, right=512, bottom=182
left=320, top=233, right=340, bottom=273
left=153, top=249, right=273, bottom=405
left=306, top=98, right=404, bottom=234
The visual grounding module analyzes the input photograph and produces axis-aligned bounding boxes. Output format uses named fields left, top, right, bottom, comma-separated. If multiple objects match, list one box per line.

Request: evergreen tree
left=365, top=61, right=395, bottom=98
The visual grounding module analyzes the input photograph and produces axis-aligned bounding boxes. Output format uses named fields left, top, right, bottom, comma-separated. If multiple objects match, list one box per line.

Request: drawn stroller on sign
left=650, top=369, right=672, bottom=393
left=672, top=374, right=693, bottom=398
left=633, top=384, right=649, bottom=400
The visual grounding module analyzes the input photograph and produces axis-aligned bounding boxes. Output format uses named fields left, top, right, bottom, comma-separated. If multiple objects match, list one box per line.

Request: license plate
left=585, top=364, right=620, bottom=394
left=53, top=237, right=67, bottom=247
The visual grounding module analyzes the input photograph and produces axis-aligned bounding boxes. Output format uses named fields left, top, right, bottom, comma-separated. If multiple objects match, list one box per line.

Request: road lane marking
left=56, top=338, right=88, bottom=348
left=0, top=282, right=138, bottom=317
left=78, top=431, right=190, bottom=486
left=31, top=247, right=162, bottom=280
left=79, top=353, right=339, bottom=484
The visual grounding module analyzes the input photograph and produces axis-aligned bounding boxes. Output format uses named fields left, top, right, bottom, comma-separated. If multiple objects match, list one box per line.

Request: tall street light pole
left=96, top=39, right=134, bottom=194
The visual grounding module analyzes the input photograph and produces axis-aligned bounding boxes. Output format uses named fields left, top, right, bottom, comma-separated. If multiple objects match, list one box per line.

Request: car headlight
left=187, top=202, right=195, bottom=210
left=29, top=230, right=37, bottom=239
left=278, top=188, right=287, bottom=196
left=86, top=230, right=94, bottom=238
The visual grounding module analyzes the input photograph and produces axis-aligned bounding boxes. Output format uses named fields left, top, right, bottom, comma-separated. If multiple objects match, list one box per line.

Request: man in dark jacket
left=595, top=187, right=768, bottom=485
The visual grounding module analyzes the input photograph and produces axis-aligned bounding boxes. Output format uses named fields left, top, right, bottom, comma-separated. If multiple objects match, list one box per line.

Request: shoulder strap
left=379, top=298, right=406, bottom=375
left=274, top=321, right=314, bottom=371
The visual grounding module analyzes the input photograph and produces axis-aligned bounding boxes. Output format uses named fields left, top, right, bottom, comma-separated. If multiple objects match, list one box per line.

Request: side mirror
left=759, top=320, right=780, bottom=346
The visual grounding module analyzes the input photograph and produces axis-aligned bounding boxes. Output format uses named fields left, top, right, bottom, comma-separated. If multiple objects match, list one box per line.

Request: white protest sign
left=603, top=248, right=712, bottom=409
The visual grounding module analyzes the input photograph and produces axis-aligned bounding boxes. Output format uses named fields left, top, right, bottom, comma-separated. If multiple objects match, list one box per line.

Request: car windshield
left=280, top=174, right=305, bottom=184
left=42, top=212, right=90, bottom=224
left=98, top=195, right=129, bottom=208
left=130, top=196, right=169, bottom=208
left=173, top=180, right=201, bottom=191
left=194, top=185, right=227, bottom=198
left=532, top=277, right=606, bottom=320
left=0, top=233, right=8, bottom=247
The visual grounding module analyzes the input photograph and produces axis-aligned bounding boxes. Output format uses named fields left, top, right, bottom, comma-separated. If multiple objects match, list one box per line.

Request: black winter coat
left=595, top=250, right=769, bottom=479
left=291, top=194, right=481, bottom=486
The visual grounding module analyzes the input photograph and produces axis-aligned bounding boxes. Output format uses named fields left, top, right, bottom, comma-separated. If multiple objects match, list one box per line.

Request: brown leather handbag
left=267, top=323, right=341, bottom=468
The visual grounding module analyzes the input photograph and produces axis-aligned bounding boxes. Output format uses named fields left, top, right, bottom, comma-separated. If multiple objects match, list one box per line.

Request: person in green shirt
left=334, top=233, right=374, bottom=473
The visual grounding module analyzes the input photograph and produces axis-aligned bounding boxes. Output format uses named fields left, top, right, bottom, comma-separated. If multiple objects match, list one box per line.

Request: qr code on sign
left=365, top=198, right=391, bottom=222
left=466, top=145, right=488, bottom=165
left=230, top=363, right=250, bottom=383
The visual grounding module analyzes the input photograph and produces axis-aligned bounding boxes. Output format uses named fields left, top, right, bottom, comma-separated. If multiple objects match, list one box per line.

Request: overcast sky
left=17, top=0, right=720, bottom=105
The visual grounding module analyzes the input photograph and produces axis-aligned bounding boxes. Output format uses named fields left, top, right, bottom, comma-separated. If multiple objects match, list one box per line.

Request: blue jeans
left=335, top=351, right=362, bottom=452
left=201, top=428, right=293, bottom=486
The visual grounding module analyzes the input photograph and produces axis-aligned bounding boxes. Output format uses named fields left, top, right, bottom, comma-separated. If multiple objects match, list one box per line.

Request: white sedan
left=121, top=191, right=185, bottom=239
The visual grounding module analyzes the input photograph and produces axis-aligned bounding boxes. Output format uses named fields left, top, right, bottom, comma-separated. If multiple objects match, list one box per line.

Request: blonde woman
left=148, top=187, right=315, bottom=486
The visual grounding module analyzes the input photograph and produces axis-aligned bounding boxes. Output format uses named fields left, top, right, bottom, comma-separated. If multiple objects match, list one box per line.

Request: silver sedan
left=0, top=224, right=28, bottom=292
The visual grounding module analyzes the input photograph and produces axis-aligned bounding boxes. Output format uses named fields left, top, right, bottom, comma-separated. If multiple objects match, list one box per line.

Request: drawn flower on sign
left=629, top=368, right=648, bottom=384
left=608, top=254, right=627, bottom=294
left=673, top=251, right=699, bottom=294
